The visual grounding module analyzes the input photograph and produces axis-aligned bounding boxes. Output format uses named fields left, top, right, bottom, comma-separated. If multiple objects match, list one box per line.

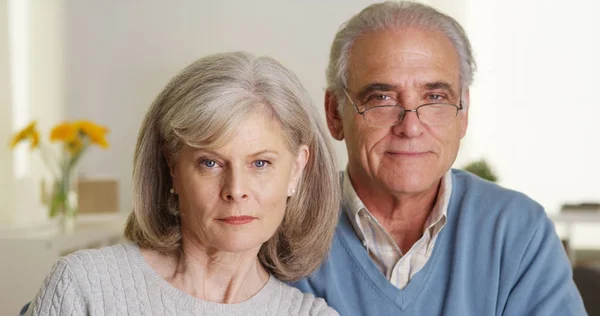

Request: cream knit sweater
left=27, top=243, right=337, bottom=316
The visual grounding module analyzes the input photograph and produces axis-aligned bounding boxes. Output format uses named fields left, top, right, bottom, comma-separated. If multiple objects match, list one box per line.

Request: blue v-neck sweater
left=291, top=170, right=585, bottom=315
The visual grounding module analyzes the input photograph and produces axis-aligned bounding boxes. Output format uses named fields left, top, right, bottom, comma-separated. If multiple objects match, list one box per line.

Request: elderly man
left=291, top=1, right=586, bottom=315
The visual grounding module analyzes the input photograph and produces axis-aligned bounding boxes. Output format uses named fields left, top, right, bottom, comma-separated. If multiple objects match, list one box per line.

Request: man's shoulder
left=450, top=168, right=547, bottom=229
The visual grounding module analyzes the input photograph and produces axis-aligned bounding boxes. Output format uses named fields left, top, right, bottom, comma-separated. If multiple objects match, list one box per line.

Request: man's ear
left=325, top=91, right=345, bottom=140
left=459, top=88, right=470, bottom=139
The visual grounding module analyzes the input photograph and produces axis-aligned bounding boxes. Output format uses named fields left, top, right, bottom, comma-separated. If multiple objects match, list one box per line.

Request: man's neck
left=348, top=171, right=441, bottom=253
left=141, top=237, right=269, bottom=304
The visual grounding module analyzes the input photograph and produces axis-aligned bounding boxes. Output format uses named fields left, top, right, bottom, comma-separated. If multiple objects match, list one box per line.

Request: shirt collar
left=342, top=168, right=365, bottom=220
left=343, top=168, right=452, bottom=235
left=425, top=169, right=451, bottom=233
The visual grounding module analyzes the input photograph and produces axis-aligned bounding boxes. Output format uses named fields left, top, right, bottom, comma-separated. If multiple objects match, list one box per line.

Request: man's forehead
left=348, top=56, right=460, bottom=90
left=376, top=49, right=433, bottom=62
left=347, top=29, right=460, bottom=89
left=358, top=50, right=445, bottom=72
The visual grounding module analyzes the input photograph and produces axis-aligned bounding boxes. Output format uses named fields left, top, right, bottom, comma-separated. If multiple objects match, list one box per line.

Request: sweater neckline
left=336, top=210, right=445, bottom=310
left=123, top=242, right=279, bottom=313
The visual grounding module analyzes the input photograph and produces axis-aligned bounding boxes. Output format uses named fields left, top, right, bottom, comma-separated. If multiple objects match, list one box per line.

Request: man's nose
left=393, top=108, right=423, bottom=138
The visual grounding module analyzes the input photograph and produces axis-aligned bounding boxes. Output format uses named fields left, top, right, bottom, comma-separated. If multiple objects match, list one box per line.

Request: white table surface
left=0, top=213, right=128, bottom=315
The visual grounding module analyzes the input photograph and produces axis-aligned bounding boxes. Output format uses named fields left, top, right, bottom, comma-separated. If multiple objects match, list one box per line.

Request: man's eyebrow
left=356, top=83, right=396, bottom=100
left=424, top=81, right=458, bottom=98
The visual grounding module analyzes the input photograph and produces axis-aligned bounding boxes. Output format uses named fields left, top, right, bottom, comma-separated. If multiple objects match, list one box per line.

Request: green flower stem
left=49, top=139, right=90, bottom=218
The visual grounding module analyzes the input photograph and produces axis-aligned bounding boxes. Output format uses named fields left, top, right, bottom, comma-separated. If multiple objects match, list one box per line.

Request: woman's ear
left=164, top=147, right=181, bottom=195
left=288, top=145, right=309, bottom=196
left=163, top=147, right=177, bottom=179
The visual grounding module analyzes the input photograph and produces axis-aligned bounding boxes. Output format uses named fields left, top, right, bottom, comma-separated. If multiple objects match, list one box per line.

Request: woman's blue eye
left=202, top=160, right=217, bottom=168
left=254, top=160, right=269, bottom=168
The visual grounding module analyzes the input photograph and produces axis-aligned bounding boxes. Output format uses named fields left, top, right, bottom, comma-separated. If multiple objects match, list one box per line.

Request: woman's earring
left=288, top=188, right=296, bottom=196
left=170, top=188, right=176, bottom=194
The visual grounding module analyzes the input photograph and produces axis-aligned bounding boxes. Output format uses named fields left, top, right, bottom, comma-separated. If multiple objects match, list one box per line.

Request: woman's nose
left=221, top=169, right=249, bottom=202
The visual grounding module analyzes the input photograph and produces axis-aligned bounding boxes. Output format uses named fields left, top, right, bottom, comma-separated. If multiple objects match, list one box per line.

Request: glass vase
left=49, top=172, right=78, bottom=233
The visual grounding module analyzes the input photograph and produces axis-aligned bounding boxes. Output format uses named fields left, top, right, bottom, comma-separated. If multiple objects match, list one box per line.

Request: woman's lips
left=218, top=216, right=258, bottom=225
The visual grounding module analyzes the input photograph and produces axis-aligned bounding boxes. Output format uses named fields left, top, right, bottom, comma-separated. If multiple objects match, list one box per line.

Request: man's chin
left=381, top=173, right=439, bottom=195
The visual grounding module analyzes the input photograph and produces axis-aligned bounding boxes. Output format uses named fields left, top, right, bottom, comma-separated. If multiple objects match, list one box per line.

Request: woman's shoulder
left=30, top=243, right=144, bottom=315
left=272, top=278, right=339, bottom=316
left=60, top=242, right=137, bottom=271
left=54, top=242, right=146, bottom=289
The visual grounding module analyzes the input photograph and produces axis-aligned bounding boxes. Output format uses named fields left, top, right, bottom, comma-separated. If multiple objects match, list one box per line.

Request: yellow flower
left=30, top=130, right=40, bottom=149
left=50, top=122, right=77, bottom=143
left=66, top=138, right=84, bottom=154
left=9, top=132, right=25, bottom=148
left=74, top=120, right=110, bottom=149
left=9, top=121, right=39, bottom=149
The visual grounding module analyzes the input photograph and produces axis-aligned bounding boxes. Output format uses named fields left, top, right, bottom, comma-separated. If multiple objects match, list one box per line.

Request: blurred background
left=1, top=0, right=599, bottom=314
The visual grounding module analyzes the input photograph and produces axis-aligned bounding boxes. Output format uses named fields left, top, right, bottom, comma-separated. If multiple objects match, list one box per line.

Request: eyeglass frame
left=342, top=88, right=464, bottom=127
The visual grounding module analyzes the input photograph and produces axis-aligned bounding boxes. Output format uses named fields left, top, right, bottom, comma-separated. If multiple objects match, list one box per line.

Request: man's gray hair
left=328, top=1, right=476, bottom=109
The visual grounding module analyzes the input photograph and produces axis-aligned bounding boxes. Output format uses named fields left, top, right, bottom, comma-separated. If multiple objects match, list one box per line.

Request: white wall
left=64, top=0, right=382, bottom=214
left=64, top=0, right=468, bottom=216
left=0, top=0, right=66, bottom=225
left=58, top=0, right=598, bottom=246
left=465, top=0, right=600, bottom=246
left=0, top=1, right=14, bottom=222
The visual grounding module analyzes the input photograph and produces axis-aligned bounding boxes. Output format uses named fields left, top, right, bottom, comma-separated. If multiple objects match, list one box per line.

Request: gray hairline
left=161, top=59, right=310, bottom=160
left=167, top=101, right=295, bottom=156
left=329, top=1, right=477, bottom=114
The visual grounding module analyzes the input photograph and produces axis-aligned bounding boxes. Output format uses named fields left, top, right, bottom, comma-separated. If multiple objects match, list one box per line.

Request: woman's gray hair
left=125, top=52, right=341, bottom=282
left=328, top=1, right=476, bottom=111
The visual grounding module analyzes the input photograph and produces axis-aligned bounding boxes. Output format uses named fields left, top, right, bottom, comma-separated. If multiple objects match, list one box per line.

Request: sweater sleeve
left=27, top=258, right=86, bottom=316
left=309, top=297, right=340, bottom=316
left=502, top=214, right=586, bottom=315
left=315, top=306, right=340, bottom=316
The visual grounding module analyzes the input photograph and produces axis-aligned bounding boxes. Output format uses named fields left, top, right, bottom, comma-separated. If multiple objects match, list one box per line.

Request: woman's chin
left=205, top=231, right=271, bottom=254
left=212, top=238, right=266, bottom=254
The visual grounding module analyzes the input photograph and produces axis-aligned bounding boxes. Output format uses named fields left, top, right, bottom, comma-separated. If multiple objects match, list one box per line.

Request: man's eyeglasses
left=343, top=89, right=464, bottom=128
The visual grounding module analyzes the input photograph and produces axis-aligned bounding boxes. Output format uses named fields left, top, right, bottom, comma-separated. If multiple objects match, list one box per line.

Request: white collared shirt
left=343, top=169, right=452, bottom=289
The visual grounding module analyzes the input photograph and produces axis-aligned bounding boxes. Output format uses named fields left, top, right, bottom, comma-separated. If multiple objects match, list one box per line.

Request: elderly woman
left=26, top=52, right=340, bottom=316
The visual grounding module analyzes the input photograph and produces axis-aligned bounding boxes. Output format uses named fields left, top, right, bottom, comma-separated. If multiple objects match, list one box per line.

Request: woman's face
left=170, top=112, right=308, bottom=254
